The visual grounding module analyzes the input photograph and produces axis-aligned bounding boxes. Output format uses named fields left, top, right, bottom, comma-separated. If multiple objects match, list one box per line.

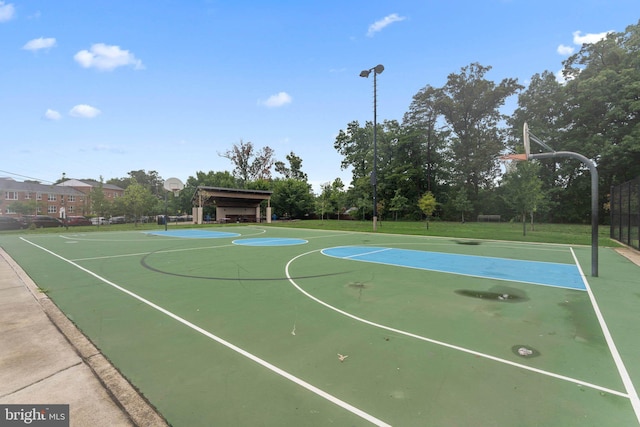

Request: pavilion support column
left=193, top=207, right=203, bottom=224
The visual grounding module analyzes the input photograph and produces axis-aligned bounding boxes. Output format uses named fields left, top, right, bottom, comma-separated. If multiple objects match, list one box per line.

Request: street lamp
left=61, top=172, right=68, bottom=230
left=360, top=64, right=384, bottom=231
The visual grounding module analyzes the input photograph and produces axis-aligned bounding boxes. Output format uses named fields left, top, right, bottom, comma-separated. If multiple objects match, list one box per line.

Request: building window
left=48, top=205, right=57, bottom=214
left=5, top=207, right=17, bottom=214
left=25, top=192, right=31, bottom=200
left=68, top=195, right=76, bottom=202
left=68, top=206, right=74, bottom=213
left=36, top=193, right=42, bottom=201
left=48, top=194, right=57, bottom=201
left=4, top=191, right=18, bottom=200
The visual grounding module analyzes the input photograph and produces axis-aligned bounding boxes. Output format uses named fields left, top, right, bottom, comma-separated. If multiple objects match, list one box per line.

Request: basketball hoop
left=499, top=153, right=528, bottom=162
left=163, top=177, right=184, bottom=197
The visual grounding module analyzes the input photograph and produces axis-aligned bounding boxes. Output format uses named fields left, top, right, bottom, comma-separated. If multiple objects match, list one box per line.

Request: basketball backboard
left=163, top=177, right=184, bottom=196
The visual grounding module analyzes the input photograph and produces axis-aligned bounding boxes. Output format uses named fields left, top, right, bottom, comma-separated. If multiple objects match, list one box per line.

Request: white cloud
left=0, top=1, right=15, bottom=22
left=43, top=109, right=62, bottom=120
left=260, top=92, right=292, bottom=108
left=74, top=43, right=144, bottom=71
left=23, top=37, right=57, bottom=51
left=366, top=13, right=406, bottom=37
left=556, top=44, right=574, bottom=56
left=572, top=30, right=611, bottom=45
left=69, top=104, right=101, bottom=118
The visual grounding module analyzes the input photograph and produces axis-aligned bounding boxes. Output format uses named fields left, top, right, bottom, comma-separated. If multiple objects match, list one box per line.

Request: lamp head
left=359, top=69, right=371, bottom=78
left=373, top=64, right=384, bottom=74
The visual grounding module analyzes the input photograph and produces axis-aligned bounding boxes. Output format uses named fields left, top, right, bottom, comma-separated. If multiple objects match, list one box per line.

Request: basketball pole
left=528, top=151, right=599, bottom=277
left=162, top=177, right=184, bottom=232
left=522, top=123, right=598, bottom=277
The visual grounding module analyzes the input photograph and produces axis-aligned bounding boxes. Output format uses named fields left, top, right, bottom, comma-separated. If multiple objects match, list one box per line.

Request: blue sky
left=1, top=0, right=637, bottom=192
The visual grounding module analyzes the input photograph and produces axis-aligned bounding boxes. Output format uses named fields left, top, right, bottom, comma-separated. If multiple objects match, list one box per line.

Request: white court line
left=19, top=238, right=391, bottom=427
left=71, top=243, right=238, bottom=262
left=339, top=247, right=394, bottom=259
left=570, top=247, right=640, bottom=424
left=286, top=249, right=630, bottom=399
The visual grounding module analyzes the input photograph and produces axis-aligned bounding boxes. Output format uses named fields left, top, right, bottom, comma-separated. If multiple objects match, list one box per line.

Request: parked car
left=23, top=215, right=63, bottom=228
left=0, top=216, right=27, bottom=231
left=90, top=217, right=109, bottom=225
left=66, top=216, right=92, bottom=226
left=109, top=216, right=126, bottom=224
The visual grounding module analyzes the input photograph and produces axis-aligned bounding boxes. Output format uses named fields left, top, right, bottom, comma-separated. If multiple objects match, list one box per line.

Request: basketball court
left=0, top=225, right=638, bottom=426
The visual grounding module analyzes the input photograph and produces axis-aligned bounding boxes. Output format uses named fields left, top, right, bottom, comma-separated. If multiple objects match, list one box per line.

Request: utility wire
left=0, top=169, right=55, bottom=184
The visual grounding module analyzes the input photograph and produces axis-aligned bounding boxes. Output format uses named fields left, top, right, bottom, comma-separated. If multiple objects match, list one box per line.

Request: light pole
left=61, top=172, right=68, bottom=230
left=360, top=64, right=384, bottom=231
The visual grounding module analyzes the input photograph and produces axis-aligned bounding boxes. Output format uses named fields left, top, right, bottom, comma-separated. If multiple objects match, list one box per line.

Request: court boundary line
left=571, top=247, right=640, bottom=424
left=286, top=248, right=630, bottom=399
left=19, top=237, right=392, bottom=427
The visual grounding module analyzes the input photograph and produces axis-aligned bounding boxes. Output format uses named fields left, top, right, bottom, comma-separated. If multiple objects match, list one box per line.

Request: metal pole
left=372, top=71, right=378, bottom=232
left=164, top=191, right=168, bottom=231
left=529, top=151, right=598, bottom=276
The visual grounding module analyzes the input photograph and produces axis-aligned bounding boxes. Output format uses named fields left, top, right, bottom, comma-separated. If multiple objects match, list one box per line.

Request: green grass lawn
left=1, top=219, right=620, bottom=247
left=266, top=219, right=620, bottom=247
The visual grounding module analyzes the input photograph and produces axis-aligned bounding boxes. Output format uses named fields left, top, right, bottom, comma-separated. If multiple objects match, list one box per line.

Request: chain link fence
left=610, top=177, right=640, bottom=250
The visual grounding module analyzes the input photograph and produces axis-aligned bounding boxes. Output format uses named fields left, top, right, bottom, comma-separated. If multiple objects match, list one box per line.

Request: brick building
left=0, top=177, right=124, bottom=219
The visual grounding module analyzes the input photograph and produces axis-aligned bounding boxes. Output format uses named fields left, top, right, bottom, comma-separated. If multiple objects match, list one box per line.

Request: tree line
left=79, top=20, right=639, bottom=225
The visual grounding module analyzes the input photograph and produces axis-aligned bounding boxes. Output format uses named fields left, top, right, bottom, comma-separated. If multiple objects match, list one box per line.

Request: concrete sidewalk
left=0, top=248, right=168, bottom=427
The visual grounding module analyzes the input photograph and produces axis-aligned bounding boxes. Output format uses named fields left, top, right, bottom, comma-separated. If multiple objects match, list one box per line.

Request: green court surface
left=1, top=225, right=639, bottom=426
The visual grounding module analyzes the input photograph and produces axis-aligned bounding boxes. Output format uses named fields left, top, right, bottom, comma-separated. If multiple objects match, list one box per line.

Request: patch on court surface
left=233, top=237, right=307, bottom=246
left=322, top=246, right=586, bottom=290
left=144, top=229, right=241, bottom=239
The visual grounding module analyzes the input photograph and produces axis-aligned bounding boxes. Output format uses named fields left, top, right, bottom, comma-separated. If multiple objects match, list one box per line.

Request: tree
left=186, top=171, right=238, bottom=188
left=417, top=191, right=437, bottom=229
left=316, top=182, right=332, bottom=221
left=89, top=177, right=111, bottom=221
left=275, top=152, right=308, bottom=181
left=271, top=179, right=314, bottom=219
left=112, top=179, right=158, bottom=225
left=108, top=170, right=164, bottom=196
left=389, top=189, right=409, bottom=221
left=452, top=187, right=473, bottom=222
left=500, top=161, right=546, bottom=235
left=508, top=71, right=565, bottom=222
left=119, top=180, right=157, bottom=225
left=403, top=84, right=448, bottom=194
left=220, top=140, right=275, bottom=185
left=438, top=63, right=523, bottom=204
left=334, top=119, right=409, bottom=219
left=8, top=200, right=37, bottom=216
left=329, top=178, right=346, bottom=219
left=334, top=121, right=372, bottom=182
left=559, top=21, right=640, bottom=223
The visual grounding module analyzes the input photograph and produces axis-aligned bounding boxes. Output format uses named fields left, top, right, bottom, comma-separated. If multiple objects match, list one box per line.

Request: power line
left=0, top=169, right=55, bottom=184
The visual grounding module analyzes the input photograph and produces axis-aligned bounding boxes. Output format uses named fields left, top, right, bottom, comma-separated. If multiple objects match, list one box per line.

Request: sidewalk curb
left=1, top=248, right=169, bottom=427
